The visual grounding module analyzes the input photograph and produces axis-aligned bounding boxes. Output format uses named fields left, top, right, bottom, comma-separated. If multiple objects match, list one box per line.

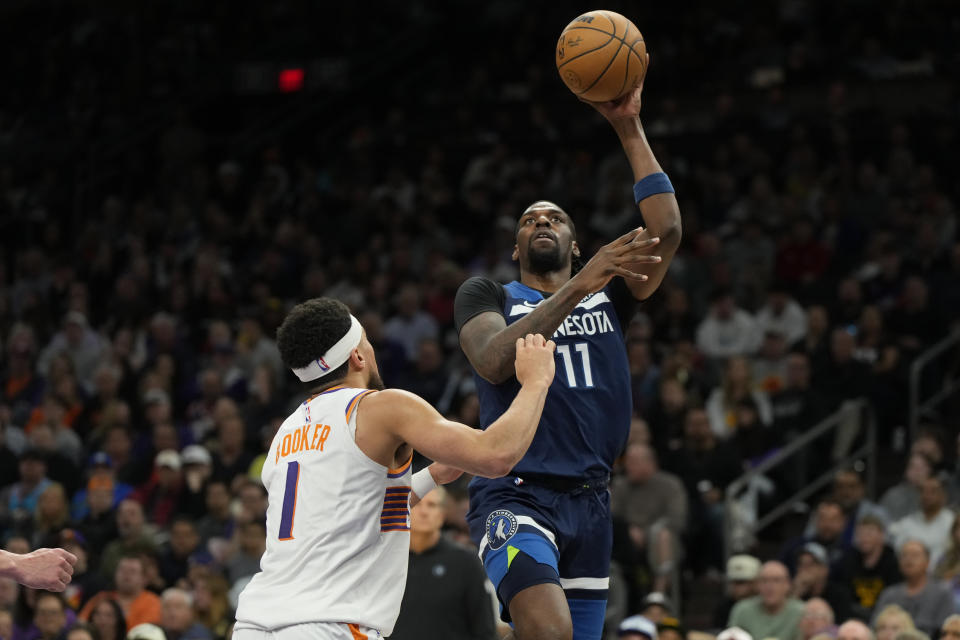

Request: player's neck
left=409, top=529, right=441, bottom=554
left=519, top=269, right=570, bottom=294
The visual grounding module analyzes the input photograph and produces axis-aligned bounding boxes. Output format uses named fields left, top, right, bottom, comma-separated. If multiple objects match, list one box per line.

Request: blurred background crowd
left=1, top=0, right=959, bottom=639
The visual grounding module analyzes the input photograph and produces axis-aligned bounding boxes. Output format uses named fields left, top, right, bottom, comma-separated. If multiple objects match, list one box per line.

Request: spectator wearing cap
left=132, top=451, right=183, bottom=529
left=712, top=554, right=761, bottom=629
left=0, top=448, right=52, bottom=537
left=715, top=628, right=753, bottom=640
left=888, top=476, right=955, bottom=569
left=70, top=453, right=134, bottom=521
left=160, top=588, right=210, bottom=640
left=81, top=554, right=162, bottom=632
left=639, top=592, right=672, bottom=624
left=728, top=561, right=804, bottom=640
left=36, top=312, right=106, bottom=393
left=655, top=616, right=684, bottom=640
left=60, top=529, right=107, bottom=612
left=871, top=540, right=957, bottom=636
left=617, top=614, right=657, bottom=640
left=791, top=542, right=852, bottom=621
left=77, top=471, right=122, bottom=564
left=839, top=513, right=902, bottom=621
left=126, top=623, right=165, bottom=640
left=98, top=500, right=157, bottom=582
left=178, top=446, right=213, bottom=518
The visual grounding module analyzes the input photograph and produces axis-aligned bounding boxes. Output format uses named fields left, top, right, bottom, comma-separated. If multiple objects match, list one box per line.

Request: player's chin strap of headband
left=291, top=315, right=363, bottom=382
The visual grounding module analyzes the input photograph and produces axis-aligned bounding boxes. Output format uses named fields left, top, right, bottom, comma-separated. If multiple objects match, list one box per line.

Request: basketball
left=555, top=10, right=647, bottom=103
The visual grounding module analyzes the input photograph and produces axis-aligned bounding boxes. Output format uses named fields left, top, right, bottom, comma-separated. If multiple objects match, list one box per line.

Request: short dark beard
left=368, top=371, right=385, bottom=391
left=526, top=244, right=566, bottom=274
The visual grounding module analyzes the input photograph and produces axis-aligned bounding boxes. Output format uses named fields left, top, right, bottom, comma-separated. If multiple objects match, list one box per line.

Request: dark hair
left=276, top=298, right=352, bottom=383
left=89, top=598, right=126, bottom=640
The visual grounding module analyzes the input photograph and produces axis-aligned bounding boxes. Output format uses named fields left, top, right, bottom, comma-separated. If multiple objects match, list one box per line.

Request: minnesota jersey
left=234, top=386, right=412, bottom=636
left=464, top=279, right=632, bottom=478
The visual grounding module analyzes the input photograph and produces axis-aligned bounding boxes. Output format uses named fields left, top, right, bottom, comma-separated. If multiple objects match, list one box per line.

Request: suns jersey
left=456, top=279, right=633, bottom=478
left=234, top=386, right=412, bottom=636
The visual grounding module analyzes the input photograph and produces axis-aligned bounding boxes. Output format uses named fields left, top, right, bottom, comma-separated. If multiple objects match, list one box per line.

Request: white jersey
left=235, top=385, right=412, bottom=636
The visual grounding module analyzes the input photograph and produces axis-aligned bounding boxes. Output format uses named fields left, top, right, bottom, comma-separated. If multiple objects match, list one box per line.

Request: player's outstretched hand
left=574, top=227, right=661, bottom=293
left=13, top=548, right=77, bottom=592
left=514, top=334, right=556, bottom=389
left=580, top=53, right=649, bottom=121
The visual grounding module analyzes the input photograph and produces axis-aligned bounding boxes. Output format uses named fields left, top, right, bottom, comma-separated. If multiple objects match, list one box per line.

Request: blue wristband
left=633, top=172, right=675, bottom=204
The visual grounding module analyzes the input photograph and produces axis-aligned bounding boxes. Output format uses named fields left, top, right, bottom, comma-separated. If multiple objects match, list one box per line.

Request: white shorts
left=233, top=623, right=383, bottom=640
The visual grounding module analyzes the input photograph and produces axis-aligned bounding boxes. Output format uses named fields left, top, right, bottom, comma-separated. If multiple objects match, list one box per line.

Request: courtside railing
left=908, top=327, right=960, bottom=442
left=723, top=399, right=876, bottom=560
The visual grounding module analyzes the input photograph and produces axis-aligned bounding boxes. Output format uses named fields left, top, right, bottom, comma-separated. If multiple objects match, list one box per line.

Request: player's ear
left=572, top=241, right=580, bottom=258
left=349, top=349, right=365, bottom=371
left=512, top=244, right=519, bottom=262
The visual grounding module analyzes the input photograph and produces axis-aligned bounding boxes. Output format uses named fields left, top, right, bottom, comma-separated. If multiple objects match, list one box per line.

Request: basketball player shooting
left=233, top=298, right=556, bottom=640
left=453, top=69, right=681, bottom=640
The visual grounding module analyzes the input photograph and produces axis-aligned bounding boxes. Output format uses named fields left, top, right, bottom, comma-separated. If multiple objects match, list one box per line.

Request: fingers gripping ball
left=556, top=10, right=646, bottom=102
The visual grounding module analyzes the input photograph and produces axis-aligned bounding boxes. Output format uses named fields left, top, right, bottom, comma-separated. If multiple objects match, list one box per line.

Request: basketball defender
left=454, top=73, right=681, bottom=639
left=232, top=298, right=555, bottom=640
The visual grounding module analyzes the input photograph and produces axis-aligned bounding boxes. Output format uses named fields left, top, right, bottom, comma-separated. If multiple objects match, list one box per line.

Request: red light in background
left=278, top=68, right=305, bottom=92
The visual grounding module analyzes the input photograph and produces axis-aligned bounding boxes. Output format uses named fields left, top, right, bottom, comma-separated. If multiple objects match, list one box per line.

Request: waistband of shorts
left=510, top=472, right=610, bottom=493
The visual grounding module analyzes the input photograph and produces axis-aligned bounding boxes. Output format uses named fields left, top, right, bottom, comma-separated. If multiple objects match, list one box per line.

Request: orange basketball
left=555, top=10, right=647, bottom=103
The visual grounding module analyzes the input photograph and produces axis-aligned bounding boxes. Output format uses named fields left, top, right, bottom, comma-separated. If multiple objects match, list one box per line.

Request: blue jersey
left=458, top=279, right=632, bottom=478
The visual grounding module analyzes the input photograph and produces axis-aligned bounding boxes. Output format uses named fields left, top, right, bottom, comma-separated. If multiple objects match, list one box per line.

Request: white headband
left=291, top=315, right=363, bottom=382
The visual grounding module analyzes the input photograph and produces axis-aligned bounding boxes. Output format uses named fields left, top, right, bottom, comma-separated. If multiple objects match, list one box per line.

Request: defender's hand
left=514, top=334, right=556, bottom=388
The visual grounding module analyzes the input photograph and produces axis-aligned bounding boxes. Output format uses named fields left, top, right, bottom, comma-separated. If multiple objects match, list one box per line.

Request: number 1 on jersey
left=278, top=461, right=300, bottom=540
left=556, top=343, right=594, bottom=388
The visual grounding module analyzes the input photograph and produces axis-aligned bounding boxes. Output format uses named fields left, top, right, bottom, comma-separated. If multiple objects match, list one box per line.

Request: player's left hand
left=579, top=53, right=648, bottom=121
left=428, top=462, right=464, bottom=486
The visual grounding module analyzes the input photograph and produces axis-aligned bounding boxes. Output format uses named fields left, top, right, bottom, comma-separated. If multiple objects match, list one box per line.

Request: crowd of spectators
left=1, top=0, right=960, bottom=639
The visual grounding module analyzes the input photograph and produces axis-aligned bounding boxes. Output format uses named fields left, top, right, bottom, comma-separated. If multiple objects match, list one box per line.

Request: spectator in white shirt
left=696, top=289, right=761, bottom=361
left=889, top=476, right=955, bottom=570
left=755, top=284, right=807, bottom=348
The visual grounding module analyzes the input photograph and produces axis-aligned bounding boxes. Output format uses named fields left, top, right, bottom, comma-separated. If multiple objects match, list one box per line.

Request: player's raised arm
left=457, top=227, right=661, bottom=384
left=582, top=56, right=682, bottom=301
left=361, top=334, right=555, bottom=478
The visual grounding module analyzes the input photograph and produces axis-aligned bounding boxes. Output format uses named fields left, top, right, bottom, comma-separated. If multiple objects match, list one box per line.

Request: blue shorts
left=467, top=475, right=612, bottom=640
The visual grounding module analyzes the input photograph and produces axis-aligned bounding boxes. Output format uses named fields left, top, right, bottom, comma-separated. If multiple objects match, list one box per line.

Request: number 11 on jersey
left=556, top=342, right=594, bottom=388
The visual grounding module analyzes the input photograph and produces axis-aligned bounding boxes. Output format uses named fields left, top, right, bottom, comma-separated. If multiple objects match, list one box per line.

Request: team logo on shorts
left=485, top=509, right=518, bottom=550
